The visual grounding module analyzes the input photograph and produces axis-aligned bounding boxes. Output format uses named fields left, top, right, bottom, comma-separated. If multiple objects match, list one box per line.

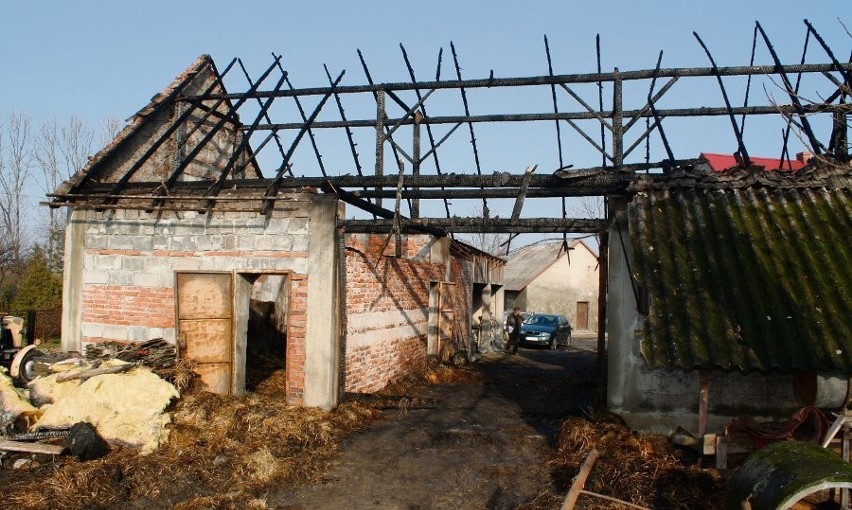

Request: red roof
left=699, top=152, right=807, bottom=172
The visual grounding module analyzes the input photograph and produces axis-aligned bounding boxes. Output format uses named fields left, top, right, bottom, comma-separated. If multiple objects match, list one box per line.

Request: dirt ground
left=271, top=337, right=599, bottom=509
left=4, top=336, right=723, bottom=509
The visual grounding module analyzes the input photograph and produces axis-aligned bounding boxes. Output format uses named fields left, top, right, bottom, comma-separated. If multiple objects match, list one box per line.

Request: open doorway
left=234, top=272, right=289, bottom=395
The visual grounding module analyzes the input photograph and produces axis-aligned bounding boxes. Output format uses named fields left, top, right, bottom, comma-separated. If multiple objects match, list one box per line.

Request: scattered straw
left=546, top=411, right=722, bottom=510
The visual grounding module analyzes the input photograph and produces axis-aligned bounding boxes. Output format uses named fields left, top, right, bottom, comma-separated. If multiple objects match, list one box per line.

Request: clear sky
left=0, top=1, right=849, bottom=245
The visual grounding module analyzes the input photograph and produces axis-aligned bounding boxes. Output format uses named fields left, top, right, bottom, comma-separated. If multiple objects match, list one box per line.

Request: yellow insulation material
left=35, top=366, right=179, bottom=454
left=0, top=368, right=41, bottom=428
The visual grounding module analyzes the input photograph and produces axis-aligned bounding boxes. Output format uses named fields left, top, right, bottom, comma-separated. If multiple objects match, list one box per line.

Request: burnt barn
left=50, top=20, right=851, bottom=444
left=53, top=56, right=505, bottom=408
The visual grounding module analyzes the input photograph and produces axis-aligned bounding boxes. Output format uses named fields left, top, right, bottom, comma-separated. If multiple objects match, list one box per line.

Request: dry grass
left=540, top=411, right=723, bottom=510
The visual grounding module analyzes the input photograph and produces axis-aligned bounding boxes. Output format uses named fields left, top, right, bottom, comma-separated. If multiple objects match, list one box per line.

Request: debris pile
left=548, top=413, right=722, bottom=510
left=0, top=339, right=183, bottom=468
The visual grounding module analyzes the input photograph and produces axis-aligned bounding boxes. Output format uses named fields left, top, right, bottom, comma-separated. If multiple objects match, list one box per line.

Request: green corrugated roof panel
left=629, top=165, right=852, bottom=373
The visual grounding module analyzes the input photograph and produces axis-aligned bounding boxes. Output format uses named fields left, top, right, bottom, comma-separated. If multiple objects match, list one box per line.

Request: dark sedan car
left=518, top=313, right=572, bottom=349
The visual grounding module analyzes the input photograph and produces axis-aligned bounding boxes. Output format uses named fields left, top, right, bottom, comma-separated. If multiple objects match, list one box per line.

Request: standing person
left=506, top=306, right=524, bottom=355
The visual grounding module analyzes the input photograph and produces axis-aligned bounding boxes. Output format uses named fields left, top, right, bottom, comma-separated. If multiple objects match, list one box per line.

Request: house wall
left=61, top=192, right=340, bottom=409
left=343, top=234, right=474, bottom=393
left=607, top=201, right=801, bottom=435
left=520, top=244, right=599, bottom=332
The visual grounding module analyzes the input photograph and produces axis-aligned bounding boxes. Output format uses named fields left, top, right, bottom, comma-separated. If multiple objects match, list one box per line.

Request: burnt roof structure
left=49, top=20, right=850, bottom=252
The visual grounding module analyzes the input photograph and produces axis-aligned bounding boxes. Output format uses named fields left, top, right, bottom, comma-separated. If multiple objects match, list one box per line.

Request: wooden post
left=375, top=90, right=385, bottom=209
left=698, top=370, right=709, bottom=439
left=561, top=448, right=600, bottom=510
left=596, top=231, right=609, bottom=406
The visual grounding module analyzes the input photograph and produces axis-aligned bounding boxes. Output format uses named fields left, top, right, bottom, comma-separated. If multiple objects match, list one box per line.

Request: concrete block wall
left=65, top=197, right=326, bottom=406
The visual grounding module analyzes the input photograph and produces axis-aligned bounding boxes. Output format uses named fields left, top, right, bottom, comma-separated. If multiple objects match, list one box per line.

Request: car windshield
left=527, top=315, right=557, bottom=326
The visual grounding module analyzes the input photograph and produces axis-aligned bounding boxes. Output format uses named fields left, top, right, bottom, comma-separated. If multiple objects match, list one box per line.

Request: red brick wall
left=286, top=275, right=308, bottom=405
left=343, top=234, right=473, bottom=393
left=82, top=285, right=175, bottom=343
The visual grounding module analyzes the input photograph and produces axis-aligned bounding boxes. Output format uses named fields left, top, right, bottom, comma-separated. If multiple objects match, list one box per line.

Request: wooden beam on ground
left=561, top=448, right=600, bottom=510
left=0, top=440, right=65, bottom=455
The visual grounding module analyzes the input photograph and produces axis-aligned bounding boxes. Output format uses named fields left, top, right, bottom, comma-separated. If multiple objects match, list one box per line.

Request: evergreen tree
left=11, top=247, right=62, bottom=311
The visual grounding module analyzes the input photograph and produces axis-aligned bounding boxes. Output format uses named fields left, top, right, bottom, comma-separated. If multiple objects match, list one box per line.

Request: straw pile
left=4, top=378, right=376, bottom=509
left=545, top=412, right=722, bottom=509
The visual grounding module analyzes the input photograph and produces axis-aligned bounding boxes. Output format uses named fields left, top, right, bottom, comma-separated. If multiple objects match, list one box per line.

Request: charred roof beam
left=342, top=217, right=607, bottom=234
left=180, top=63, right=852, bottom=102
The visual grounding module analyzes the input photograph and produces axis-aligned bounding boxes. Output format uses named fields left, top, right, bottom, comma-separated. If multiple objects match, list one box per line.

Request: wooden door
left=437, top=282, right=456, bottom=359
left=177, top=273, right=233, bottom=394
left=576, top=301, right=589, bottom=331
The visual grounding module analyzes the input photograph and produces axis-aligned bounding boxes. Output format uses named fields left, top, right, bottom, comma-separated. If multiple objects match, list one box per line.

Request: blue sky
left=1, top=1, right=849, bottom=244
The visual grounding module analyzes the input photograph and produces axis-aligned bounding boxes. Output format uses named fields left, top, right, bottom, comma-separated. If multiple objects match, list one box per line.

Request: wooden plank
left=0, top=440, right=65, bottom=455
left=561, top=448, right=600, bottom=510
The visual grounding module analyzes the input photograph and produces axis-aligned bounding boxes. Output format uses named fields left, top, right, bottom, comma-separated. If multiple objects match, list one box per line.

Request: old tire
left=11, top=346, right=43, bottom=383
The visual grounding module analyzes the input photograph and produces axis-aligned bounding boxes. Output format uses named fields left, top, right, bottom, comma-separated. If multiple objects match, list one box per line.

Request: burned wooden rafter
left=694, top=32, right=752, bottom=167
left=596, top=34, right=607, bottom=168
left=149, top=55, right=284, bottom=210
left=284, top=71, right=329, bottom=178
left=450, top=42, right=488, bottom=216
left=249, top=103, right=848, bottom=132
left=95, top=58, right=240, bottom=201
left=739, top=26, right=760, bottom=142
left=779, top=30, right=811, bottom=168
left=400, top=43, right=452, bottom=220
left=510, top=165, right=538, bottom=224
left=358, top=49, right=405, bottom=209
left=342, top=217, right=607, bottom=234
left=804, top=20, right=852, bottom=91
left=262, top=71, right=345, bottom=214
left=643, top=51, right=675, bottom=166
left=349, top=186, right=617, bottom=200
left=181, top=63, right=851, bottom=102
left=324, top=64, right=366, bottom=180
left=545, top=35, right=566, bottom=171
left=622, top=76, right=678, bottom=134
left=239, top=56, right=288, bottom=175
left=199, top=68, right=290, bottom=211
left=54, top=159, right=688, bottom=198
left=322, top=182, right=446, bottom=237
left=544, top=37, right=570, bottom=248
left=755, top=21, right=822, bottom=155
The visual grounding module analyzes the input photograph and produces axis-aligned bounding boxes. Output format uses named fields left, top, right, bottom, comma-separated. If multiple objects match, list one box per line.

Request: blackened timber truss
left=51, top=20, right=851, bottom=241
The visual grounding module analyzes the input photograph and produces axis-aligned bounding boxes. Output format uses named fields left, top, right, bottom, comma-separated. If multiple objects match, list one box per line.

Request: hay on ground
left=548, top=412, right=722, bottom=510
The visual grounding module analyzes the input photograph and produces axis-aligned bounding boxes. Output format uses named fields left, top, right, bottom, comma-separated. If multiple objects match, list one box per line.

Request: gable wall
left=521, top=244, right=599, bottom=331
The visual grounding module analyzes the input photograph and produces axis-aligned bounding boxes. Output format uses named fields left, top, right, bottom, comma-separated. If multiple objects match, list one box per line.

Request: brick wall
left=343, top=234, right=473, bottom=393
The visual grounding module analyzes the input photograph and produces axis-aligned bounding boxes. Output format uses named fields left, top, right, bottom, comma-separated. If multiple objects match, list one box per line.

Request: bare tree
left=35, top=115, right=94, bottom=271
left=0, top=111, right=34, bottom=269
left=455, top=204, right=510, bottom=256
left=100, top=114, right=124, bottom=147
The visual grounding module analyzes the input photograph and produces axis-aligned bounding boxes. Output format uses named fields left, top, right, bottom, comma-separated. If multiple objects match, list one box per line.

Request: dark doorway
left=236, top=273, right=289, bottom=394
